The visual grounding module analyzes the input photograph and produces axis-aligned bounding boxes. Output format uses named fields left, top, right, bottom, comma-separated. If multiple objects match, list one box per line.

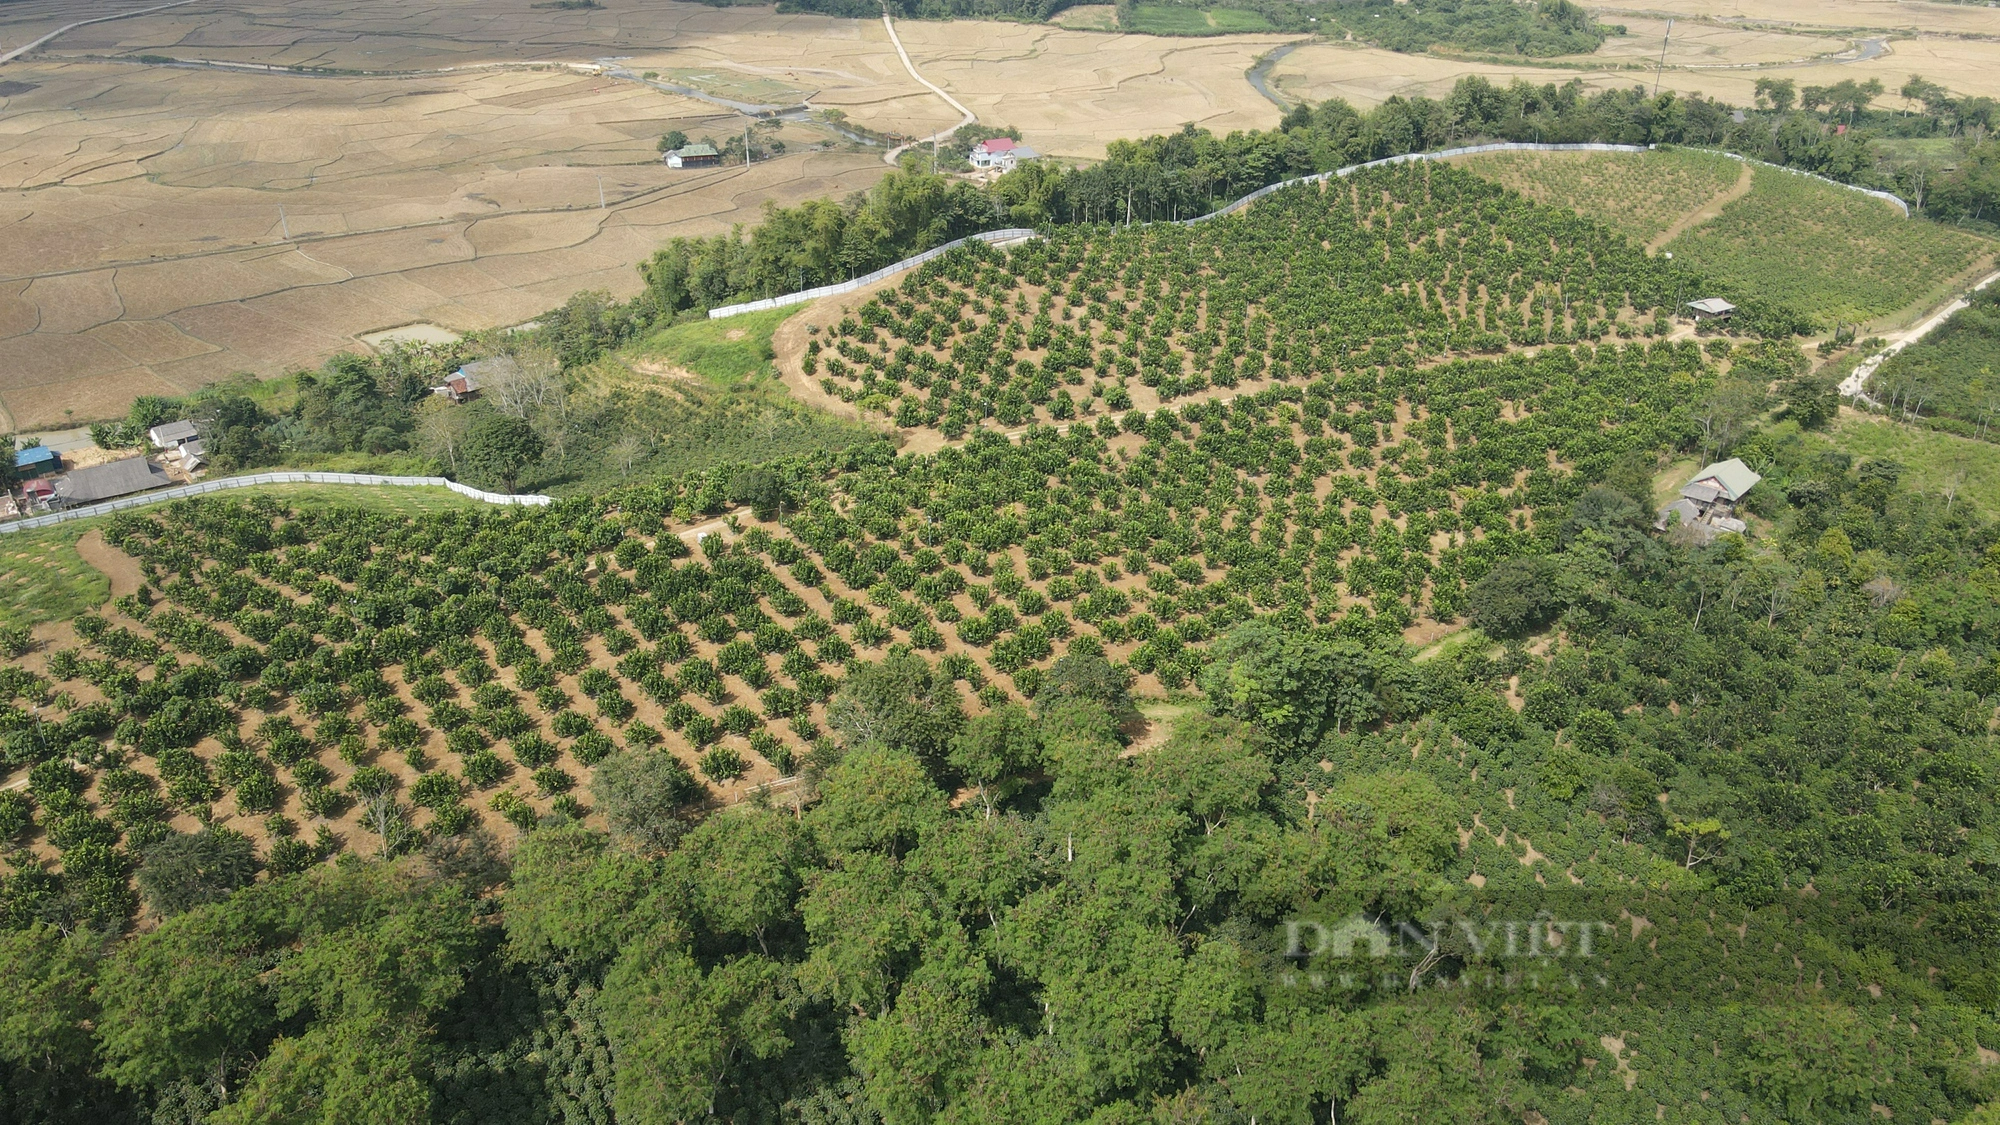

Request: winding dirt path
left=1841, top=266, right=2000, bottom=402
left=1646, top=160, right=1753, bottom=255
left=74, top=529, right=142, bottom=600
left=0, top=0, right=203, bottom=66
left=880, top=9, right=977, bottom=166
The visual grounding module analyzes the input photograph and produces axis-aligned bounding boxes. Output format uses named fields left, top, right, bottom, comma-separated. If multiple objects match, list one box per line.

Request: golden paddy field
left=0, top=0, right=1997, bottom=427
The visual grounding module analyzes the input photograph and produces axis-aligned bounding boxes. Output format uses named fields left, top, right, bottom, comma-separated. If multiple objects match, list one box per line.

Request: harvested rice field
left=7, top=0, right=2000, bottom=428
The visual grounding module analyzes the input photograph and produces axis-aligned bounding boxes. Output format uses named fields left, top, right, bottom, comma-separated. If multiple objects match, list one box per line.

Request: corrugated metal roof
left=148, top=420, right=199, bottom=445
left=55, top=457, right=168, bottom=503
left=1688, top=458, right=1762, bottom=502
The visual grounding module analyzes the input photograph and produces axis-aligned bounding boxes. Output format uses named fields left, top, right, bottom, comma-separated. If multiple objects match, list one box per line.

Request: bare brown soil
left=73, top=529, right=142, bottom=599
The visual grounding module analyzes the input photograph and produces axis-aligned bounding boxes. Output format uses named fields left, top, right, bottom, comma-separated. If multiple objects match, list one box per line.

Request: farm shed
left=55, top=457, right=169, bottom=505
left=13, top=445, right=58, bottom=476
left=1684, top=297, right=1736, bottom=322
left=665, top=142, right=720, bottom=169
left=1655, top=458, right=1762, bottom=541
left=1685, top=458, right=1761, bottom=504
left=147, top=420, right=199, bottom=448
left=434, top=357, right=510, bottom=403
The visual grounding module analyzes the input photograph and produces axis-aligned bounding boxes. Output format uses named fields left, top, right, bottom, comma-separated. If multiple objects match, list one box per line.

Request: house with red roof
left=970, top=136, right=1039, bottom=171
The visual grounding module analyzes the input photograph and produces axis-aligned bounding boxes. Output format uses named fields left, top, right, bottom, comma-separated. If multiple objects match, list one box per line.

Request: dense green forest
left=1323, top=0, right=1617, bottom=58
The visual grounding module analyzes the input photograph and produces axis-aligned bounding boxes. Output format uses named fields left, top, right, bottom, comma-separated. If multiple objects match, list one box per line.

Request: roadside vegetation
left=1871, top=284, right=2000, bottom=438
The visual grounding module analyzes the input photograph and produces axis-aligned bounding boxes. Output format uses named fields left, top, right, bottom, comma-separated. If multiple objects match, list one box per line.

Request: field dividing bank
left=880, top=10, right=977, bottom=165
left=0, top=0, right=201, bottom=65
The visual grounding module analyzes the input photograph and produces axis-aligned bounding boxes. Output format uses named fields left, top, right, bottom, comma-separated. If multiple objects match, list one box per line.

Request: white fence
left=1691, top=147, right=1909, bottom=216
left=1184, top=142, right=1652, bottom=223
left=699, top=141, right=1914, bottom=319
left=708, top=228, right=1038, bottom=319
left=0, top=471, right=551, bottom=534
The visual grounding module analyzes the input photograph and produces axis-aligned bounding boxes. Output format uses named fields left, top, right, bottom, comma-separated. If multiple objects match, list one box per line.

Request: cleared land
left=1819, top=413, right=2000, bottom=515
left=1457, top=148, right=1995, bottom=329
left=1663, top=164, right=1994, bottom=327
left=1453, top=147, right=1746, bottom=246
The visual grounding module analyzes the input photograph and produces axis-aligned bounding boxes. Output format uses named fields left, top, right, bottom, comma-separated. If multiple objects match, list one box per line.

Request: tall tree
left=459, top=410, right=545, bottom=493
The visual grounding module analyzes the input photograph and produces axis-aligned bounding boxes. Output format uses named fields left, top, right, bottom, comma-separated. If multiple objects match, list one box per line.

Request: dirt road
left=1841, top=268, right=2000, bottom=403
left=881, top=10, right=976, bottom=165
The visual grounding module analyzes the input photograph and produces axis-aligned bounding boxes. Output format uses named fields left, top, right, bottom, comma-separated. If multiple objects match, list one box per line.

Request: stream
left=1246, top=42, right=1302, bottom=111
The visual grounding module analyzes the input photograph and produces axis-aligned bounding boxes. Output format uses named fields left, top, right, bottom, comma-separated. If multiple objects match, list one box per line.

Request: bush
left=532, top=767, right=575, bottom=796
left=265, top=837, right=319, bottom=876
left=591, top=749, right=703, bottom=851
left=698, top=746, right=747, bottom=783
left=136, top=828, right=258, bottom=916
left=1466, top=557, right=1563, bottom=638
left=461, top=751, right=508, bottom=788
left=512, top=732, right=560, bottom=769
left=572, top=731, right=616, bottom=766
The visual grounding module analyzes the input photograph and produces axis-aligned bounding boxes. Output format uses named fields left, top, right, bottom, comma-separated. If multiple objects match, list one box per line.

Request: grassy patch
left=528, top=307, right=878, bottom=497
left=626, top=307, right=795, bottom=388
left=1816, top=414, right=2000, bottom=517
left=1412, top=626, right=1492, bottom=663
left=1651, top=456, right=1700, bottom=509
left=274, top=451, right=442, bottom=476
left=221, top=483, right=494, bottom=515
left=1123, top=5, right=1257, bottom=34
left=1205, top=7, right=1275, bottom=31
left=1457, top=147, right=1741, bottom=246
left=1664, top=165, right=1994, bottom=327
left=1872, top=138, right=1960, bottom=162
left=0, top=526, right=109, bottom=627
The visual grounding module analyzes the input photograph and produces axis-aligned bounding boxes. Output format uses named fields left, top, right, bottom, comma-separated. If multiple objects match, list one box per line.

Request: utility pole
left=745, top=124, right=753, bottom=167
left=278, top=205, right=289, bottom=240
left=1654, top=19, right=1674, bottom=98
left=597, top=177, right=606, bottom=209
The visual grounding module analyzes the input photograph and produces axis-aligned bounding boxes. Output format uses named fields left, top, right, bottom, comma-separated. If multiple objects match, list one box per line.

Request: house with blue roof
left=14, top=445, right=58, bottom=478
